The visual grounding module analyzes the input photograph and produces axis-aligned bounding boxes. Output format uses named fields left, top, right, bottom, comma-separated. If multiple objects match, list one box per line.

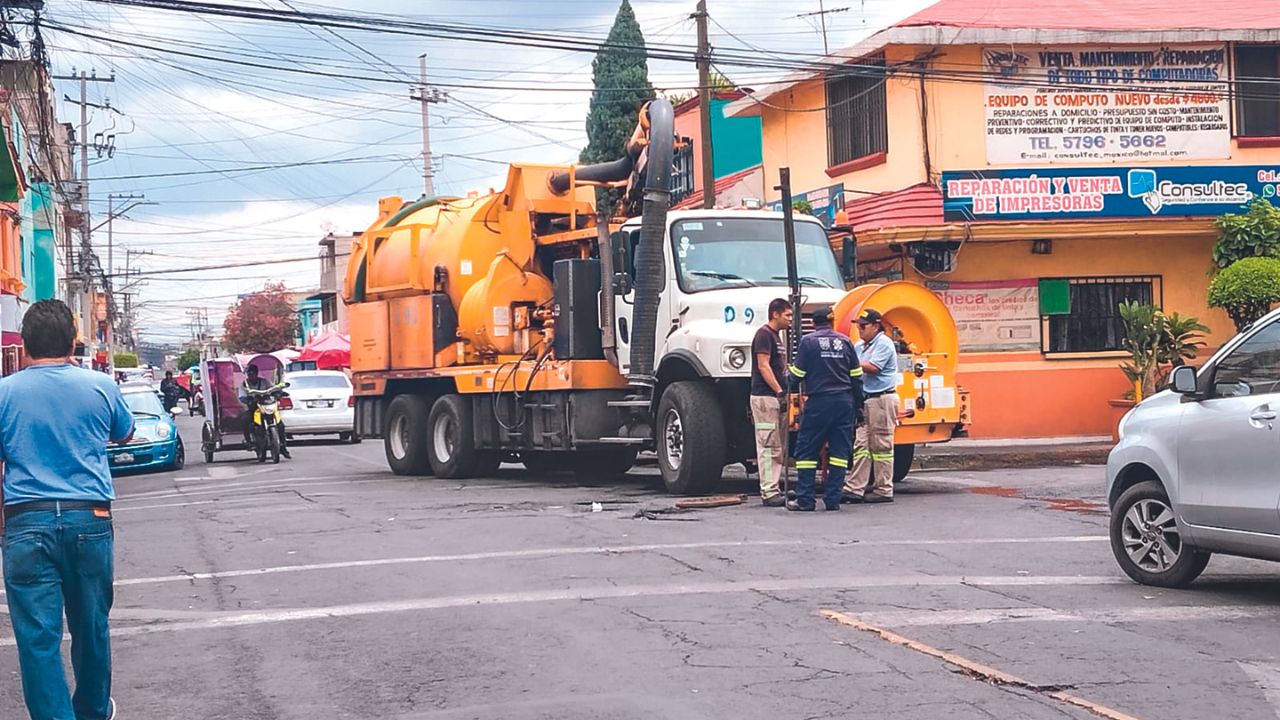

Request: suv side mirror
left=1170, top=365, right=1198, bottom=395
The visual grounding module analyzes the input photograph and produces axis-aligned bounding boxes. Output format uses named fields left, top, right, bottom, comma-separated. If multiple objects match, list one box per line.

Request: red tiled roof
left=673, top=164, right=762, bottom=209
left=896, top=0, right=1273, bottom=32
left=844, top=183, right=943, bottom=233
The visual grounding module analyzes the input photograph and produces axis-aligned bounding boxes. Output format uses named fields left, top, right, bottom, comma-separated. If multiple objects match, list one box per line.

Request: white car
left=280, top=370, right=359, bottom=443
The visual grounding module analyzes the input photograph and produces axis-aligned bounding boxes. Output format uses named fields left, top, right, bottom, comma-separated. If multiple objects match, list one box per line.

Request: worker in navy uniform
left=785, top=306, right=864, bottom=512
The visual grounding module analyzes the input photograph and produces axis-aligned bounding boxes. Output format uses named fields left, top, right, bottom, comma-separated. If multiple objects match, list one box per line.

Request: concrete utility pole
left=52, top=69, right=114, bottom=349
left=694, top=0, right=715, bottom=210
left=104, top=193, right=144, bottom=369
left=410, top=54, right=445, bottom=198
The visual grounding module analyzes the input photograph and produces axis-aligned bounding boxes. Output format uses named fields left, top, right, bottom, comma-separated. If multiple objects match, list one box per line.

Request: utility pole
left=52, top=69, right=114, bottom=352
left=410, top=54, right=445, bottom=197
left=796, top=2, right=850, bottom=56
left=694, top=0, right=715, bottom=210
left=104, top=193, right=144, bottom=370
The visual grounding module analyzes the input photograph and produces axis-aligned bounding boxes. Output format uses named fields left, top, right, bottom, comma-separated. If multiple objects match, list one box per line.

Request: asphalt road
left=3, top=412, right=1280, bottom=720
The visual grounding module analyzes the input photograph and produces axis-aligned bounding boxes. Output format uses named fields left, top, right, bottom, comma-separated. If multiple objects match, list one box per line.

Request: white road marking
left=0, top=574, right=1131, bottom=646
left=98, top=537, right=1107, bottom=590
left=1238, top=662, right=1280, bottom=719
left=857, top=605, right=1280, bottom=627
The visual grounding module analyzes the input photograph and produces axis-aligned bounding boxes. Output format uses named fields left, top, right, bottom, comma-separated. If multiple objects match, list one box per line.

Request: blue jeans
left=3, top=507, right=114, bottom=720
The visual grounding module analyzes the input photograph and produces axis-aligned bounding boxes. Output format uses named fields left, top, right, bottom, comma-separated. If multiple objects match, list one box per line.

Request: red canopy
left=297, top=332, right=350, bottom=370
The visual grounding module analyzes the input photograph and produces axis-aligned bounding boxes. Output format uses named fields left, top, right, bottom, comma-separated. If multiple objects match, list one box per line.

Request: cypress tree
left=581, top=0, right=655, bottom=209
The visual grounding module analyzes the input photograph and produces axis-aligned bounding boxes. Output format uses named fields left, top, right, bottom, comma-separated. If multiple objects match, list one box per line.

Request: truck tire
left=427, top=394, right=479, bottom=479
left=893, top=444, right=915, bottom=483
left=656, top=382, right=726, bottom=495
left=384, top=395, right=433, bottom=476
left=572, top=448, right=639, bottom=481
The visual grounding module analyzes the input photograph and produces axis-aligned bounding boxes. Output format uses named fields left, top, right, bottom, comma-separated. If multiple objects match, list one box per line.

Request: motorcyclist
left=238, top=365, right=291, bottom=459
left=159, top=371, right=185, bottom=413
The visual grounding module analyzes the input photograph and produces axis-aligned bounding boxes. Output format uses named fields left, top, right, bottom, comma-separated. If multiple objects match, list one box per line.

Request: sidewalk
left=913, top=435, right=1114, bottom=472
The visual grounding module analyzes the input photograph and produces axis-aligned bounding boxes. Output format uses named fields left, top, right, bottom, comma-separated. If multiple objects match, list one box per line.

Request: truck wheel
left=656, top=382, right=726, bottom=495
left=384, top=395, right=433, bottom=476
left=572, top=448, right=639, bottom=481
left=427, top=394, right=479, bottom=479
left=893, top=444, right=915, bottom=483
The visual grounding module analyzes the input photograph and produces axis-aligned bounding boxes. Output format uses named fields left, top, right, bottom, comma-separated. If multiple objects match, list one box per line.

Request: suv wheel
left=1110, top=480, right=1210, bottom=588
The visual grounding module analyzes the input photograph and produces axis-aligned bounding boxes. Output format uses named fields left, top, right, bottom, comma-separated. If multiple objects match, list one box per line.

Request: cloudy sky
left=41, top=0, right=933, bottom=345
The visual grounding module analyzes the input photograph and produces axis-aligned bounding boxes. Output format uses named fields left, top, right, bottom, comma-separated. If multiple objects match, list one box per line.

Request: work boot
left=761, top=494, right=785, bottom=507
left=785, top=499, right=815, bottom=512
left=842, top=492, right=864, bottom=504
left=863, top=494, right=894, bottom=504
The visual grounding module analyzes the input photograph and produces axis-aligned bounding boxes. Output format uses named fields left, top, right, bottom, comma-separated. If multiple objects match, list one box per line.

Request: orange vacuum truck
left=343, top=98, right=968, bottom=494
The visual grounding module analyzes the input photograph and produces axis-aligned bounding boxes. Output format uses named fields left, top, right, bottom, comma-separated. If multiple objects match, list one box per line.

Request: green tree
left=113, top=352, right=139, bottom=369
left=1212, top=198, right=1280, bottom=270
left=1208, top=257, right=1280, bottom=331
left=1118, top=302, right=1208, bottom=401
left=581, top=0, right=654, bottom=211
left=176, top=348, right=201, bottom=372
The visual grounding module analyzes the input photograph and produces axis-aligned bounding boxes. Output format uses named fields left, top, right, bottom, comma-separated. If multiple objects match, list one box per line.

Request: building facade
left=671, top=91, right=765, bottom=208
left=729, top=0, right=1280, bottom=438
left=311, top=231, right=358, bottom=335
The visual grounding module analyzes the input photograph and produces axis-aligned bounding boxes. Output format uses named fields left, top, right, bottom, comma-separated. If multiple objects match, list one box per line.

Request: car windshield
left=286, top=375, right=351, bottom=390
left=670, top=217, right=843, bottom=293
left=124, top=391, right=165, bottom=417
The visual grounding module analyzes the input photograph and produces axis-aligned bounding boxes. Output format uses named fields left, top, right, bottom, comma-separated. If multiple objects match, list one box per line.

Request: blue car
left=110, top=383, right=185, bottom=474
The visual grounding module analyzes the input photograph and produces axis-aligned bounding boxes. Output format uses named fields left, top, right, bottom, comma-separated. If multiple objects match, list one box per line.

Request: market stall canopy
left=297, top=332, right=350, bottom=370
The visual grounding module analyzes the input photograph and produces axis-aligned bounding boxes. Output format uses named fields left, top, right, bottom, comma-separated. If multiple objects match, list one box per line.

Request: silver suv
left=1106, top=307, right=1280, bottom=587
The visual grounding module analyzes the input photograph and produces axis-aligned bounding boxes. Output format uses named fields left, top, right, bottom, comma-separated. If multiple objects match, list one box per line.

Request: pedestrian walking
left=749, top=298, right=792, bottom=507
left=0, top=300, right=132, bottom=720
left=845, top=308, right=900, bottom=504
left=785, top=306, right=863, bottom=512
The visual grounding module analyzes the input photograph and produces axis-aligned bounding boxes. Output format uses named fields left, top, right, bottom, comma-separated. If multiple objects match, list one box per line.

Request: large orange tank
left=344, top=164, right=597, bottom=360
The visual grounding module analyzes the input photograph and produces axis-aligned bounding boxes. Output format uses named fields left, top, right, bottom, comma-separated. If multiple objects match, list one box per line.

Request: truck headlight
left=723, top=346, right=748, bottom=371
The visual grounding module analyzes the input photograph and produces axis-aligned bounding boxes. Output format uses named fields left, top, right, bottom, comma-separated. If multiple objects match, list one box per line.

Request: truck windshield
left=670, top=218, right=843, bottom=293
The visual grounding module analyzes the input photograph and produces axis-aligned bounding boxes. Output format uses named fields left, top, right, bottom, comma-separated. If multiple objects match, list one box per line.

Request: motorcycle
left=244, top=382, right=290, bottom=464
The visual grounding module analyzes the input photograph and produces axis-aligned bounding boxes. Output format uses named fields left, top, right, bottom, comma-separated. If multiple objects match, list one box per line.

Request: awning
left=306, top=290, right=336, bottom=301
left=1, top=330, right=20, bottom=347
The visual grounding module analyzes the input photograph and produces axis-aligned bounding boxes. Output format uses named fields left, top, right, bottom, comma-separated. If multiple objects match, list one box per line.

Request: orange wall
left=673, top=105, right=704, bottom=191
left=897, top=235, right=1232, bottom=438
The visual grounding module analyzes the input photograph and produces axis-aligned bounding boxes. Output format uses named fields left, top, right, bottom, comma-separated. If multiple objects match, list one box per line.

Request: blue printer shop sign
left=942, top=166, right=1280, bottom=221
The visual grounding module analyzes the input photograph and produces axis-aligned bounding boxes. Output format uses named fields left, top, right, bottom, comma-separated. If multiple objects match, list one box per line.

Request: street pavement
left=3, top=412, right=1280, bottom=720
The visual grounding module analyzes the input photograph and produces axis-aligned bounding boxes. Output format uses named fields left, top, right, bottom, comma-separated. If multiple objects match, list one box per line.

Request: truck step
left=606, top=400, right=652, bottom=408
left=597, top=436, right=647, bottom=445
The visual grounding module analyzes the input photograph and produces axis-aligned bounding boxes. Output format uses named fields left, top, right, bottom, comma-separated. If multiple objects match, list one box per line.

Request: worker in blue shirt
left=845, top=307, right=901, bottom=504
left=785, top=306, right=864, bottom=511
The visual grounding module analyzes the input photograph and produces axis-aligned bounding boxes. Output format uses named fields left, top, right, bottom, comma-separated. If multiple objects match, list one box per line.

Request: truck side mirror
left=841, top=236, right=857, bottom=283
left=612, top=230, right=637, bottom=295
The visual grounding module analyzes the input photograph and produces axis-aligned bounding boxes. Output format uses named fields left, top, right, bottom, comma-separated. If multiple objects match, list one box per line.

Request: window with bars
left=671, top=142, right=695, bottom=204
left=825, top=55, right=888, bottom=167
left=1041, top=276, right=1161, bottom=354
left=1234, top=45, right=1280, bottom=137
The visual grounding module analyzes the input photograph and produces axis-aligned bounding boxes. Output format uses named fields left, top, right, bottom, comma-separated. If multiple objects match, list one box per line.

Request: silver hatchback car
left=1107, top=307, right=1280, bottom=587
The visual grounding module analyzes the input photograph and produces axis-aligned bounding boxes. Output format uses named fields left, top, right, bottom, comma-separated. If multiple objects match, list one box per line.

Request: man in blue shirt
left=785, top=306, right=863, bottom=512
left=845, top=307, right=900, bottom=504
left=0, top=300, right=133, bottom=720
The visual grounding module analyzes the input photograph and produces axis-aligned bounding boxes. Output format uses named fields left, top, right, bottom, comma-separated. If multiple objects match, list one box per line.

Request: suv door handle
left=1250, top=410, right=1278, bottom=422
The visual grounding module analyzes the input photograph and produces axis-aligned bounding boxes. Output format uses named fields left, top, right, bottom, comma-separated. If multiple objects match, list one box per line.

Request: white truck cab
left=612, top=209, right=848, bottom=493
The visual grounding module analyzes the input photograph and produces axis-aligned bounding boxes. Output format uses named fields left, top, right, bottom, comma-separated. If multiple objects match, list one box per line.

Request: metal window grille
left=671, top=143, right=695, bottom=204
left=1043, top=276, right=1162, bottom=354
left=1234, top=45, right=1280, bottom=137
left=825, top=55, right=888, bottom=167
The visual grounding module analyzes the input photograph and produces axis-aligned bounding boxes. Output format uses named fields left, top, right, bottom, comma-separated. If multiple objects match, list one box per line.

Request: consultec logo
left=1127, top=169, right=1253, bottom=214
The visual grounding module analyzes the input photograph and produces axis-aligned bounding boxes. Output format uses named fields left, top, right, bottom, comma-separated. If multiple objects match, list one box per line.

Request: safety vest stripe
left=850, top=367, right=864, bottom=377
left=828, top=457, right=849, bottom=468
left=795, top=460, right=819, bottom=469
left=853, top=449, right=872, bottom=459
left=871, top=452, right=895, bottom=462
left=788, top=365, right=806, bottom=377
left=754, top=422, right=776, bottom=430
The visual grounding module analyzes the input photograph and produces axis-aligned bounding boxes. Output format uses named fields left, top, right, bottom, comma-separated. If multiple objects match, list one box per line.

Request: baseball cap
left=857, top=308, right=883, bottom=325
left=811, top=306, right=835, bottom=325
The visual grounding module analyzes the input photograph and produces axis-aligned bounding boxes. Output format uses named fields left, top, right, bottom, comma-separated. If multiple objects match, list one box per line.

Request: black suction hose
left=627, top=98, right=674, bottom=388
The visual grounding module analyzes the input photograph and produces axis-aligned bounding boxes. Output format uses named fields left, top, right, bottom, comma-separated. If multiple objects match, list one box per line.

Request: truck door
left=612, top=226, right=640, bottom=375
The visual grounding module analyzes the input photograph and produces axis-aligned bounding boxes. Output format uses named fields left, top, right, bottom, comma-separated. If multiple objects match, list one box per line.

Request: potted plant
left=1111, top=302, right=1208, bottom=441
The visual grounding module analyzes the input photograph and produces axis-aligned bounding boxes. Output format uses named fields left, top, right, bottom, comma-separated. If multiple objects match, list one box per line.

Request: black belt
left=4, top=501, right=111, bottom=520
left=865, top=390, right=896, bottom=398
